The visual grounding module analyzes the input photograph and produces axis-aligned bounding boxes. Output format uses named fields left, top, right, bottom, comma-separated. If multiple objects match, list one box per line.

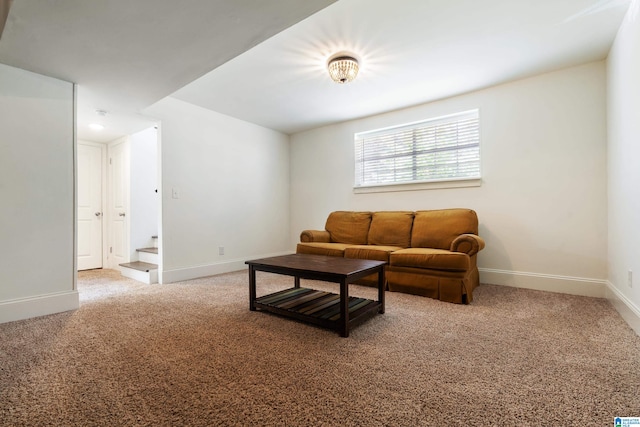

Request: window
left=354, top=109, right=480, bottom=190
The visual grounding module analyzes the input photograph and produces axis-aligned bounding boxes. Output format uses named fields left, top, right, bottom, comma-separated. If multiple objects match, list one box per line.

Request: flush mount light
left=89, top=123, right=104, bottom=131
left=327, top=55, right=359, bottom=84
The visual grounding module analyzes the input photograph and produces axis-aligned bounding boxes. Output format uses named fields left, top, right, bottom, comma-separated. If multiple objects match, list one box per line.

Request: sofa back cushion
left=411, top=209, right=478, bottom=249
left=368, top=211, right=414, bottom=247
left=325, top=211, right=372, bottom=244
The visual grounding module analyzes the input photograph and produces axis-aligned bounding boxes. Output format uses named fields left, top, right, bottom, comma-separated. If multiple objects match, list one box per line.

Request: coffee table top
left=246, top=254, right=385, bottom=277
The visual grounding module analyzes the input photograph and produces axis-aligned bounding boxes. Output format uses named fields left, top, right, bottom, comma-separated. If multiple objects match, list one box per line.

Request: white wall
left=0, top=63, right=78, bottom=323
left=130, top=126, right=159, bottom=257
left=291, top=61, right=608, bottom=297
left=606, top=0, right=640, bottom=335
left=144, top=97, right=291, bottom=282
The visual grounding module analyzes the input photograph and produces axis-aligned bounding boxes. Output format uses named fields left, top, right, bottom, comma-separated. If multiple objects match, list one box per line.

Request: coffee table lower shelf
left=254, top=287, right=381, bottom=332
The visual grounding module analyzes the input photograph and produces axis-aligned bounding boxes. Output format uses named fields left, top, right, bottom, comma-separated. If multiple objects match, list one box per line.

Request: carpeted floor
left=1, top=269, right=639, bottom=426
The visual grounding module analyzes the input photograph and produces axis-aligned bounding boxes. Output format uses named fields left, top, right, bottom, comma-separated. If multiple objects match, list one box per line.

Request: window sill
left=353, top=178, right=481, bottom=194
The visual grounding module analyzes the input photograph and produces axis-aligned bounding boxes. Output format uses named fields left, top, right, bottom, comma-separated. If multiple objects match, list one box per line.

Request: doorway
left=77, top=126, right=159, bottom=273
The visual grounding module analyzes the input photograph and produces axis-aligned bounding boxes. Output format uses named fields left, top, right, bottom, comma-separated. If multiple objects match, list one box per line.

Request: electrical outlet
left=628, top=270, right=633, bottom=288
left=219, top=246, right=224, bottom=256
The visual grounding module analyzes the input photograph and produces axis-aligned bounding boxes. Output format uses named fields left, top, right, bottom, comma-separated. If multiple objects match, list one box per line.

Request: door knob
left=95, top=212, right=102, bottom=217
left=119, top=212, right=126, bottom=217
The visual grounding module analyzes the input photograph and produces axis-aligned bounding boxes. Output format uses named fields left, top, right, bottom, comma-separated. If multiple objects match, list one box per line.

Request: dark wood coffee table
left=246, top=254, right=386, bottom=337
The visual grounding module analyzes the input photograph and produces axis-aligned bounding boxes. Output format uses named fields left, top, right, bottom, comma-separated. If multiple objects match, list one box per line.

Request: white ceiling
left=0, top=0, right=631, bottom=140
left=0, top=0, right=336, bottom=142
left=174, top=0, right=631, bottom=134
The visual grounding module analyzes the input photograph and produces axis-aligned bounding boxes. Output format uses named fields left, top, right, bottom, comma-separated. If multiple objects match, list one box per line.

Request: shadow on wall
left=477, top=222, right=513, bottom=282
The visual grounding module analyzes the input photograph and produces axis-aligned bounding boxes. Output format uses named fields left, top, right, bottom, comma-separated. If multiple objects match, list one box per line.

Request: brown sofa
left=296, top=209, right=485, bottom=304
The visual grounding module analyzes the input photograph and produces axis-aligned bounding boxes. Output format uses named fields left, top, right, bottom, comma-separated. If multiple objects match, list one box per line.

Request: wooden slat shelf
left=254, top=287, right=381, bottom=331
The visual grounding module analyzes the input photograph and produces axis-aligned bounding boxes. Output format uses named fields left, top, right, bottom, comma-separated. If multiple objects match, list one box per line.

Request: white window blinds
left=354, top=109, right=480, bottom=188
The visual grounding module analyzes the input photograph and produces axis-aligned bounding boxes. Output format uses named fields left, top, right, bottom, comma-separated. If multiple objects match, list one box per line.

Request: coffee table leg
left=294, top=276, right=300, bottom=288
left=340, top=279, right=349, bottom=337
left=378, top=266, right=385, bottom=314
left=249, top=266, right=257, bottom=311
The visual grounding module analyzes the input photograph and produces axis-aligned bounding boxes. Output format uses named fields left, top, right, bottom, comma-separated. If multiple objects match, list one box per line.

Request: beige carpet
left=1, top=269, right=639, bottom=426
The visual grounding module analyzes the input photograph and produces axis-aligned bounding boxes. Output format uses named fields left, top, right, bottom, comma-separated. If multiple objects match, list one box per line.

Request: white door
left=77, top=142, right=104, bottom=270
left=108, top=138, right=130, bottom=268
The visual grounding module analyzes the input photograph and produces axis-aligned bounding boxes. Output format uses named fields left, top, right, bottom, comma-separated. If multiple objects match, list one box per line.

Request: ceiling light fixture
left=327, top=55, right=359, bottom=84
left=89, top=123, right=105, bottom=131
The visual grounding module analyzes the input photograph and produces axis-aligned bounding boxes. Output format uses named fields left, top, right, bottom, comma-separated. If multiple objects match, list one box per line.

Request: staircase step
left=136, top=247, right=158, bottom=254
left=119, top=261, right=158, bottom=284
left=119, top=261, right=157, bottom=272
left=137, top=247, right=159, bottom=264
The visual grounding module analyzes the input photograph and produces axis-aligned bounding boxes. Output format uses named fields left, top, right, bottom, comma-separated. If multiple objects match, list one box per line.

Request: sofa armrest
left=300, top=230, right=331, bottom=243
left=450, top=234, right=485, bottom=257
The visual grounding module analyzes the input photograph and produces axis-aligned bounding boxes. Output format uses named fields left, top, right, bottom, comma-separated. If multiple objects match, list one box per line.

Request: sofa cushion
left=296, top=242, right=352, bottom=257
left=390, top=248, right=470, bottom=272
left=410, top=209, right=478, bottom=249
left=344, top=245, right=404, bottom=262
left=325, top=211, right=372, bottom=244
left=367, top=211, right=414, bottom=247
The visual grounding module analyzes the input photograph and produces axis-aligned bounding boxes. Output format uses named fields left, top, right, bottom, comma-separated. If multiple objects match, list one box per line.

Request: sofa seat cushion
left=390, top=248, right=469, bottom=272
left=296, top=242, right=352, bottom=257
left=344, top=245, right=404, bottom=262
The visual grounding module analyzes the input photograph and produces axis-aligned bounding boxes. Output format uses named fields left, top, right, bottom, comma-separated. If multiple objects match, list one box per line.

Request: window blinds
left=354, top=110, right=480, bottom=187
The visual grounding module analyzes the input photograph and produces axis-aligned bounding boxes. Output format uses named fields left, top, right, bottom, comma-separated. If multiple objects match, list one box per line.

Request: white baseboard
left=161, top=251, right=294, bottom=284
left=0, top=290, right=79, bottom=324
left=479, top=268, right=607, bottom=298
left=605, top=281, right=640, bottom=337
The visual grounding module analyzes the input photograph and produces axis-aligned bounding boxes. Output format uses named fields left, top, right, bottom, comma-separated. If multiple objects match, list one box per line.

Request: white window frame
left=354, top=109, right=481, bottom=193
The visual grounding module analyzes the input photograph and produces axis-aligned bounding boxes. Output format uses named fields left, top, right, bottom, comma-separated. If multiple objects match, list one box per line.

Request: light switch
left=172, top=188, right=179, bottom=199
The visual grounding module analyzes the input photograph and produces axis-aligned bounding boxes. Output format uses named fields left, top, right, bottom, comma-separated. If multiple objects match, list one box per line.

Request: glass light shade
left=328, top=56, right=359, bottom=84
